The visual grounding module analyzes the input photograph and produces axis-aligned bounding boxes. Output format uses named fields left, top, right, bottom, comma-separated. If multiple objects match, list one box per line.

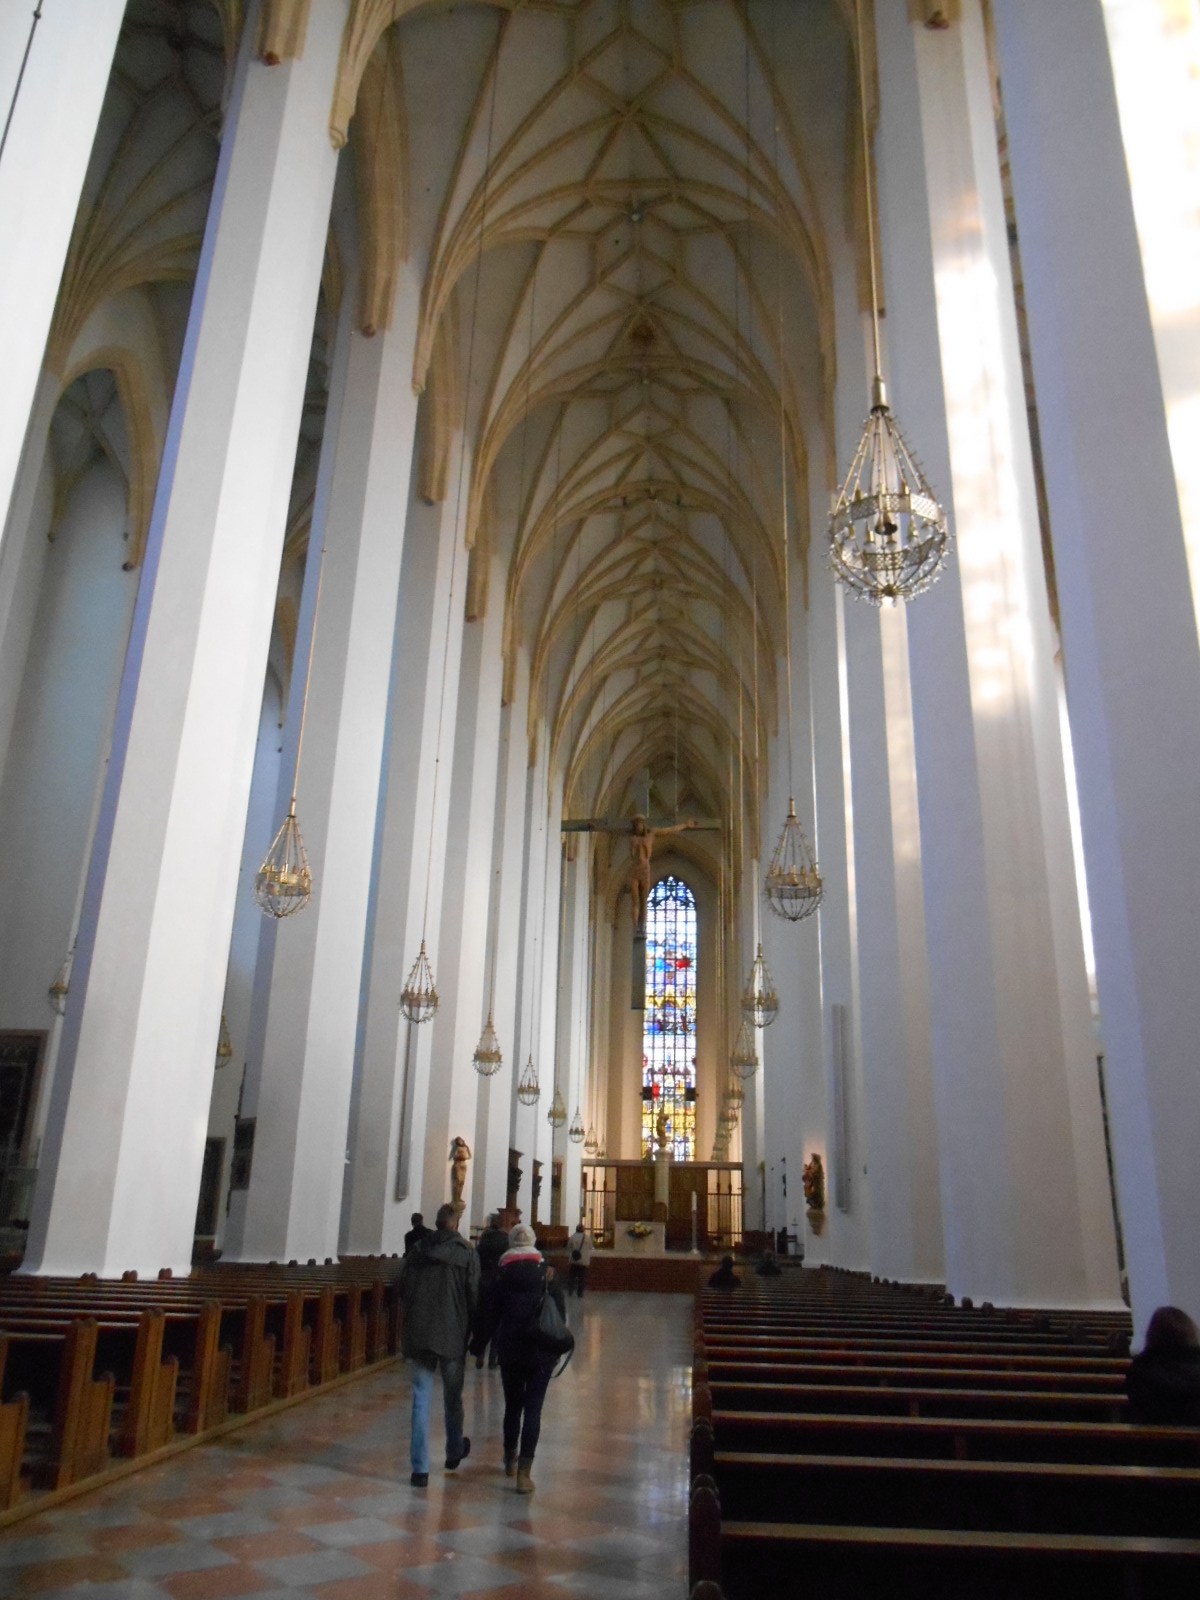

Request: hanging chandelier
left=400, top=940, right=439, bottom=1024
left=765, top=800, right=822, bottom=921
left=828, top=0, right=949, bottom=604
left=725, top=1079, right=745, bottom=1112
left=741, top=943, right=779, bottom=1026
left=568, top=1106, right=585, bottom=1144
left=255, top=803, right=312, bottom=918
left=48, top=947, right=73, bottom=1017
left=216, top=1012, right=234, bottom=1065
left=548, top=1085, right=567, bottom=1129
left=518, top=1054, right=541, bottom=1105
left=584, top=1124, right=598, bottom=1156
left=472, top=1011, right=503, bottom=1078
left=731, top=1016, right=759, bottom=1080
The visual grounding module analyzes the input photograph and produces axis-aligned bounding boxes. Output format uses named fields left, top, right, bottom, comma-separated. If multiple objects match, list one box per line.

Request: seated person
left=1125, top=1305, right=1200, bottom=1426
left=754, top=1250, right=782, bottom=1277
left=707, top=1254, right=741, bottom=1289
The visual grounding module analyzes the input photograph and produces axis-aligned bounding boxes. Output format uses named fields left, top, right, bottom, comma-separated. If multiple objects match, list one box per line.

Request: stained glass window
left=642, top=875, right=697, bottom=1160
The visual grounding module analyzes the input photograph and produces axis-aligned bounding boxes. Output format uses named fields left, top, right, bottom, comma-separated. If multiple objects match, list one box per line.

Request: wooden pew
left=51, top=1320, right=114, bottom=1489
left=0, top=1335, right=29, bottom=1509
left=232, top=1295, right=274, bottom=1414
left=118, top=1309, right=178, bottom=1457
left=715, top=1516, right=1200, bottom=1599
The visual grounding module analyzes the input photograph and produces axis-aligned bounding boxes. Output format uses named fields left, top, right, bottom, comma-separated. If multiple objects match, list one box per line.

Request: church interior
left=1, top=0, right=1199, bottom=1593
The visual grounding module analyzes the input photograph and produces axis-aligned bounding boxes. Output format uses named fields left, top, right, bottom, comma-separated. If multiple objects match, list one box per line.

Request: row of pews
left=0, top=1258, right=405, bottom=1514
left=689, top=1268, right=1200, bottom=1599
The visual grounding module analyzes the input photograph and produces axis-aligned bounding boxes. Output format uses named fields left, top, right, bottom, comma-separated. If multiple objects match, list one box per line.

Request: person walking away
left=1126, top=1306, right=1200, bottom=1425
left=398, top=1203, right=480, bottom=1487
left=566, top=1219, right=593, bottom=1297
left=475, top=1212, right=510, bottom=1367
left=404, top=1212, right=432, bottom=1254
left=473, top=1223, right=566, bottom=1495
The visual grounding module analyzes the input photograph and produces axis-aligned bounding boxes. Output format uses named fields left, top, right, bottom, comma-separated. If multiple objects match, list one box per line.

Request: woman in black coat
left=473, top=1223, right=566, bottom=1494
left=1125, top=1305, right=1200, bottom=1425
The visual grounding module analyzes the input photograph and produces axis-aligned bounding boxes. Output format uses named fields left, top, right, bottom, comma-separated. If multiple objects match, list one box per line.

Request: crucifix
left=561, top=804, right=721, bottom=1009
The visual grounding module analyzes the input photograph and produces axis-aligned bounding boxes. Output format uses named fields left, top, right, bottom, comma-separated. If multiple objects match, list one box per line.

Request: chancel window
left=642, top=875, right=697, bottom=1160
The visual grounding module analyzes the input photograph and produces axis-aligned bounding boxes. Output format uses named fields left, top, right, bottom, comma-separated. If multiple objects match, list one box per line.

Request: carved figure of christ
left=560, top=812, right=721, bottom=936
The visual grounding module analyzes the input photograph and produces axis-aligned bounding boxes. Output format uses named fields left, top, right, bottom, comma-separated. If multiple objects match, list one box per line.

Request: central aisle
left=0, top=1292, right=692, bottom=1599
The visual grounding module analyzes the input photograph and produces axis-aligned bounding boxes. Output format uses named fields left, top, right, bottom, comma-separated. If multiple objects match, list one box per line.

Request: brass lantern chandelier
left=518, top=1054, right=541, bottom=1105
left=741, top=942, right=779, bottom=1027
left=765, top=801, right=823, bottom=922
left=730, top=1016, right=759, bottom=1081
left=568, top=1106, right=585, bottom=1144
left=472, top=1010, right=503, bottom=1078
left=255, top=544, right=325, bottom=920
left=828, top=0, right=950, bottom=604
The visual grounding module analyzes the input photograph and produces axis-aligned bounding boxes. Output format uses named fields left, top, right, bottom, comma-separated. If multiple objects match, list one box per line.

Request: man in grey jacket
left=399, top=1203, right=481, bottom=1486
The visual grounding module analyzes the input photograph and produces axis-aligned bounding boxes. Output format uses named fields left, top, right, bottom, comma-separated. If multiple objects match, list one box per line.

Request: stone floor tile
left=120, top=1541, right=237, bottom=1579
left=253, top=1548, right=376, bottom=1587
left=398, top=1555, right=531, bottom=1595
left=432, top=1525, right=541, bottom=1559
left=159, top=1563, right=283, bottom=1599
left=176, top=1512, right=279, bottom=1542
left=213, top=1531, right=322, bottom=1562
left=7, top=1553, right=130, bottom=1594
left=295, top=1517, right=406, bottom=1548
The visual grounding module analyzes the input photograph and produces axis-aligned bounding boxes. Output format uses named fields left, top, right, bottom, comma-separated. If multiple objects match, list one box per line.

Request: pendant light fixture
left=47, top=943, right=73, bottom=1017
left=741, top=942, right=778, bottom=1026
left=472, top=1011, right=503, bottom=1078
left=255, top=539, right=327, bottom=919
left=584, top=1124, right=598, bottom=1156
left=568, top=1106, right=585, bottom=1144
left=730, top=1015, right=759, bottom=1080
left=518, top=1054, right=541, bottom=1105
left=400, top=941, right=438, bottom=1024
left=762, top=18, right=822, bottom=926
left=216, top=1011, right=234, bottom=1065
left=547, top=1085, right=567, bottom=1129
left=828, top=0, right=950, bottom=603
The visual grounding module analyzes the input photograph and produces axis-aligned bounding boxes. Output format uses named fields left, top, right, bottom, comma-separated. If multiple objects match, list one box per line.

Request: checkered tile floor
left=0, top=1293, right=691, bottom=1599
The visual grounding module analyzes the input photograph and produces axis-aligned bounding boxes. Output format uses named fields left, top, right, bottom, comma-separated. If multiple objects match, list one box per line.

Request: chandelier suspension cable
left=828, top=0, right=949, bottom=602
left=762, top=0, right=823, bottom=924
left=253, top=536, right=327, bottom=919
left=0, top=2, right=43, bottom=168
left=403, top=45, right=501, bottom=1019
left=856, top=0, right=884, bottom=384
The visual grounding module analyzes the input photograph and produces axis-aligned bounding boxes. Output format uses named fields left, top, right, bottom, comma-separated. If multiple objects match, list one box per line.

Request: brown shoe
left=504, top=1451, right=518, bottom=1477
left=515, top=1458, right=535, bottom=1495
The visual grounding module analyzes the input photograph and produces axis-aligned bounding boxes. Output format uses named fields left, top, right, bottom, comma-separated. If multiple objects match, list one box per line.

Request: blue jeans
left=409, top=1353, right=465, bottom=1474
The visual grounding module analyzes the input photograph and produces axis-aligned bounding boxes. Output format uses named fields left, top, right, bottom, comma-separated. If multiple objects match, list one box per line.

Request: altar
left=581, top=1156, right=744, bottom=1253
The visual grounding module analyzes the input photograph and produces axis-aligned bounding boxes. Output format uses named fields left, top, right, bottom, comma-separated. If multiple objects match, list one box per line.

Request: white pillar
left=23, top=7, right=347, bottom=1278
left=225, top=269, right=423, bottom=1263
left=476, top=647, right=531, bottom=1222
left=0, top=0, right=125, bottom=543
left=341, top=444, right=467, bottom=1255
left=845, top=597, right=944, bottom=1282
left=422, top=554, right=507, bottom=1225
left=994, top=0, right=1200, bottom=1328
left=874, top=0, right=1117, bottom=1307
left=511, top=725, right=551, bottom=1222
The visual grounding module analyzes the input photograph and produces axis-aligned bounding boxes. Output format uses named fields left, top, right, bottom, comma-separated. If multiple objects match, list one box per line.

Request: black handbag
left=525, top=1268, right=575, bottom=1367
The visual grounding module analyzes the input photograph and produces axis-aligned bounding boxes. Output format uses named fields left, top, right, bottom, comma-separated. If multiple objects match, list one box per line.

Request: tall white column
left=994, top=0, right=1200, bottom=1329
left=874, top=0, right=1118, bottom=1307
left=476, top=648, right=531, bottom=1223
left=22, top=6, right=348, bottom=1277
left=422, top=554, right=507, bottom=1224
left=511, top=724, right=552, bottom=1222
left=341, top=442, right=467, bottom=1255
left=0, top=0, right=125, bottom=543
left=225, top=267, right=423, bottom=1264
